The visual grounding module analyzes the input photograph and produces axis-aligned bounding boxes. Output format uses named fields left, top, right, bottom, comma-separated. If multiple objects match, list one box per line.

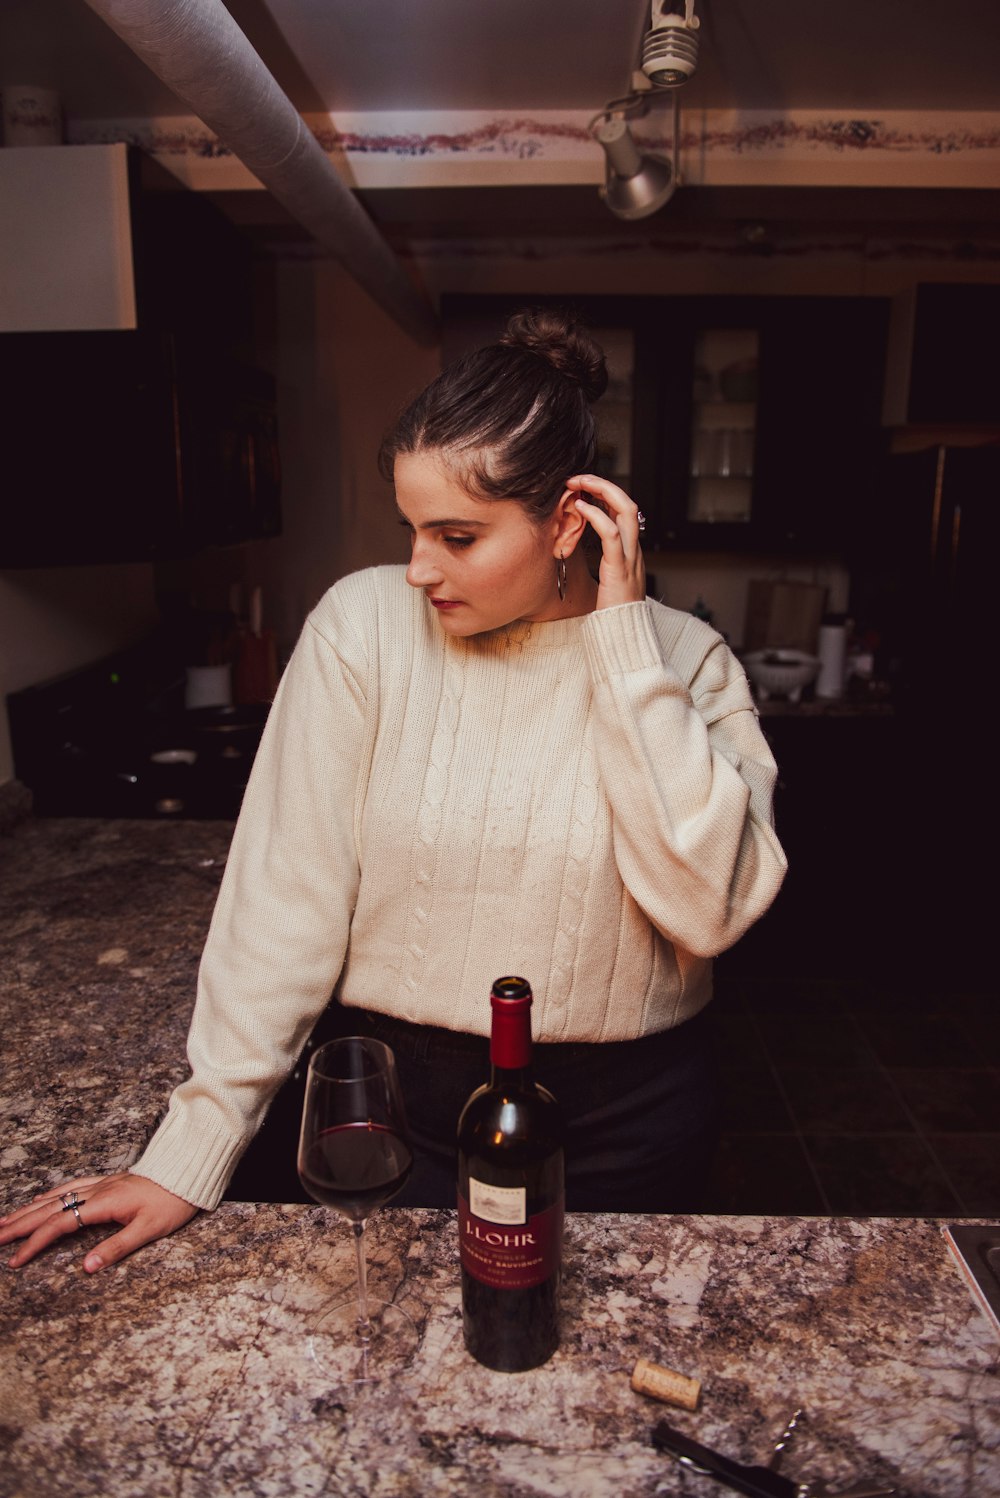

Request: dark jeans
left=227, top=1004, right=720, bottom=1214
left=362, top=1007, right=720, bottom=1213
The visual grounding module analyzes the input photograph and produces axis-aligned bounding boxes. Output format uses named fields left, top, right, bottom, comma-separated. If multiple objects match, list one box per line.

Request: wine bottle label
left=469, top=1179, right=526, bottom=1225
left=459, top=1191, right=563, bottom=1291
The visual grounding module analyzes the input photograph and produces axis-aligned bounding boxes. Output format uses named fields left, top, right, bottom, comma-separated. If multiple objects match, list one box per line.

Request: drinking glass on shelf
left=297, top=1035, right=417, bottom=1382
left=690, top=427, right=712, bottom=477
left=730, top=428, right=755, bottom=477
left=717, top=428, right=733, bottom=477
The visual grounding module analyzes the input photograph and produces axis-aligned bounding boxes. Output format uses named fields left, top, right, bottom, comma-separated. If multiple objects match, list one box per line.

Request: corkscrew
left=651, top=1407, right=895, bottom=1498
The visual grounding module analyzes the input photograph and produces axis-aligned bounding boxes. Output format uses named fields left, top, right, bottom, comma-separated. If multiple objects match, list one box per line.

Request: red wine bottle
left=457, top=975, right=565, bottom=1371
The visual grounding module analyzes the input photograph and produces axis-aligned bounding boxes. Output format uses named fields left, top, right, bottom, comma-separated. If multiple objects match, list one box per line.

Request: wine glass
left=297, top=1035, right=417, bottom=1382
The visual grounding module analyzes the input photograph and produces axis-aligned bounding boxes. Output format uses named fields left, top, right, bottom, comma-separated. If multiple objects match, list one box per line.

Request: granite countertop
left=1, top=818, right=997, bottom=1498
left=3, top=1207, right=998, bottom=1498
left=0, top=816, right=232, bottom=1198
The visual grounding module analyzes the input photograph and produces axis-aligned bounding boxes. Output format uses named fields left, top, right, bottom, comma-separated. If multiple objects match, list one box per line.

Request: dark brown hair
left=378, top=308, right=608, bottom=520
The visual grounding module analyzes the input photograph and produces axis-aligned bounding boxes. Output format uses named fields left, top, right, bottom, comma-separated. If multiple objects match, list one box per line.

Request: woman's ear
left=551, top=487, right=589, bottom=558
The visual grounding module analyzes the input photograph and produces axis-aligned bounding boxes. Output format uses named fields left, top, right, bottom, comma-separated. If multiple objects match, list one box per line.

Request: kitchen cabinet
left=882, top=282, right=1000, bottom=426
left=0, top=143, right=255, bottom=348
left=857, top=442, right=1000, bottom=709
left=844, top=442, right=1000, bottom=984
left=744, top=708, right=908, bottom=979
left=640, top=294, right=890, bottom=552
left=0, top=144, right=138, bottom=333
left=0, top=331, right=281, bottom=566
left=736, top=443, right=1000, bottom=994
left=683, top=325, right=759, bottom=526
left=743, top=686, right=992, bottom=993
left=443, top=293, right=889, bottom=556
left=0, top=145, right=280, bottom=565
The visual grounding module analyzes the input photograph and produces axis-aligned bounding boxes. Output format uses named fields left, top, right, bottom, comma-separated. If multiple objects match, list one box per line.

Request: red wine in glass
left=297, top=1036, right=416, bottom=1381
left=299, top=1121, right=413, bottom=1220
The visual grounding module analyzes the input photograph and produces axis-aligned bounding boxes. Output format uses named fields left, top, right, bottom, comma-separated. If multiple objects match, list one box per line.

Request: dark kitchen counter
left=755, top=692, right=895, bottom=718
left=1, top=817, right=997, bottom=1498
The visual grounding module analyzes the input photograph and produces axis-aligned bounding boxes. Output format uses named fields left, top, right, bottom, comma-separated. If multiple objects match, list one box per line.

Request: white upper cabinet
left=0, top=143, right=137, bottom=331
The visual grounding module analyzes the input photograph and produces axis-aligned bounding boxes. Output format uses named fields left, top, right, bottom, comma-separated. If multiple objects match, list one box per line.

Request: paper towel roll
left=816, top=621, right=847, bottom=698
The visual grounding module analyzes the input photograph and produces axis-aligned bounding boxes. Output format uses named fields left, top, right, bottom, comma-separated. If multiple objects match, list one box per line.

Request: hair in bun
left=379, top=306, right=608, bottom=520
left=499, top=308, right=608, bottom=403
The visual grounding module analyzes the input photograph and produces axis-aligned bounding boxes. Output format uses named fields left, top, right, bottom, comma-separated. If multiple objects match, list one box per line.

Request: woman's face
left=396, top=452, right=561, bottom=637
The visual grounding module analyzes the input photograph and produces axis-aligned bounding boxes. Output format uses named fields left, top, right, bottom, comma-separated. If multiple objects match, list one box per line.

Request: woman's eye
left=444, top=535, right=475, bottom=549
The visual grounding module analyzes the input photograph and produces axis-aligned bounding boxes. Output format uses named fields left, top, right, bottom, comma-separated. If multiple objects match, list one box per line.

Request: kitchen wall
left=250, top=258, right=438, bottom=652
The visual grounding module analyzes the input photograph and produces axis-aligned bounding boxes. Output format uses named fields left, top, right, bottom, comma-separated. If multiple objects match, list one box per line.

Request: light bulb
left=641, top=1, right=700, bottom=89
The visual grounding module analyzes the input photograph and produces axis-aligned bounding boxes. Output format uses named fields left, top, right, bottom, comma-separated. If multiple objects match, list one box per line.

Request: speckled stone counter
left=0, top=817, right=233, bottom=1198
left=3, top=1208, right=998, bottom=1498
left=1, top=820, right=998, bottom=1498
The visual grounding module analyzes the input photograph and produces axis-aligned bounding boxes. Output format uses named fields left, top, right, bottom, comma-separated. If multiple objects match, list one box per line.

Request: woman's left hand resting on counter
left=1, top=1174, right=196, bottom=1272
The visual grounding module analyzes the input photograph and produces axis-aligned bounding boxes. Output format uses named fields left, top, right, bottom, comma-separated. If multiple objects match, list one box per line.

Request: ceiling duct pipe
left=81, top=0, right=439, bottom=346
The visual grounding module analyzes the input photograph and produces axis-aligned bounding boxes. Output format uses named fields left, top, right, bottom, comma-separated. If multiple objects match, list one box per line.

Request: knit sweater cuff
left=129, top=1099, right=250, bottom=1211
left=581, top=601, right=678, bottom=684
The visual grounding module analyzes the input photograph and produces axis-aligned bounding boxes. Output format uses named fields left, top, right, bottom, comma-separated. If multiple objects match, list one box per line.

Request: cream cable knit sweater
left=133, top=566, right=786, bottom=1208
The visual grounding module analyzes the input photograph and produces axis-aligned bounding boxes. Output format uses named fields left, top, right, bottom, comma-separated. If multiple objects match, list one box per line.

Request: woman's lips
left=429, top=597, right=463, bottom=610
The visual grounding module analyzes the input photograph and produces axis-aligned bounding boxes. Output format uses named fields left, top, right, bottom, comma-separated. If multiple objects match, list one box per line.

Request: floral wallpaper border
left=65, top=109, right=1000, bottom=261
left=69, top=108, right=1000, bottom=177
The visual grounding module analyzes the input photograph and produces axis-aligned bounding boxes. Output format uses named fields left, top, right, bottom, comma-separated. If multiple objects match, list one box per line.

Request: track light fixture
left=590, top=94, right=679, bottom=222
left=641, top=0, right=700, bottom=89
left=589, top=0, right=700, bottom=222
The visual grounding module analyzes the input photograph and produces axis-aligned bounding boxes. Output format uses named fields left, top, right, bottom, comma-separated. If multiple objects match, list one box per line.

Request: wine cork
left=630, top=1357, right=701, bottom=1411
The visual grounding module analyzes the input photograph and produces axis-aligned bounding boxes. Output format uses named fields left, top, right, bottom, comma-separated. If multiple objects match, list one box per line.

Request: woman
left=2, top=309, right=786, bottom=1271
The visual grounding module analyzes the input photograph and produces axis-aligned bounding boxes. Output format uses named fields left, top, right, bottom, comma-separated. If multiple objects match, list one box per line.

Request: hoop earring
left=556, top=554, right=567, bottom=602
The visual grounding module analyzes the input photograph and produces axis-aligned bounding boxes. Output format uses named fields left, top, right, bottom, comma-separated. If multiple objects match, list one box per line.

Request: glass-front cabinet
left=592, top=325, right=635, bottom=492
left=440, top=293, right=889, bottom=557
left=686, top=328, right=758, bottom=526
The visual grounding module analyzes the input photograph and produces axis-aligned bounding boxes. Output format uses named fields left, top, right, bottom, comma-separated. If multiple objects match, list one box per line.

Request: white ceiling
left=2, top=0, right=999, bottom=247
left=4, top=0, right=1000, bottom=120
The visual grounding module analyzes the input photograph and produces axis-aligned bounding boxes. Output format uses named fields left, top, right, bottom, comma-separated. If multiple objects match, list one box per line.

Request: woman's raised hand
left=0, top=1173, right=197, bottom=1272
left=565, top=474, right=647, bottom=611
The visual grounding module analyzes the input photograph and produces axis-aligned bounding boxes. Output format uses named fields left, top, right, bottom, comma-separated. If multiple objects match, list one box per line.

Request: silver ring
left=60, top=1191, right=80, bottom=1211
left=637, top=511, right=647, bottom=533
left=70, top=1203, right=85, bottom=1228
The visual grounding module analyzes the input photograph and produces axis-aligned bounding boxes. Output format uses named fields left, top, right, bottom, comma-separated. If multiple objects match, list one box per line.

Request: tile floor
left=702, top=711, right=999, bottom=1221
left=702, top=962, right=1000, bottom=1218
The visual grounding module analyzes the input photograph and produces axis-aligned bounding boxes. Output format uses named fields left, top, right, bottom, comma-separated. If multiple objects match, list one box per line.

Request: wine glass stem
left=353, top=1219, right=371, bottom=1344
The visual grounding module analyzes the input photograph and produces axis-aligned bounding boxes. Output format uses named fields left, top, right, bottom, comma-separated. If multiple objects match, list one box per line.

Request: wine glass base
left=306, top=1297, right=418, bottom=1384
